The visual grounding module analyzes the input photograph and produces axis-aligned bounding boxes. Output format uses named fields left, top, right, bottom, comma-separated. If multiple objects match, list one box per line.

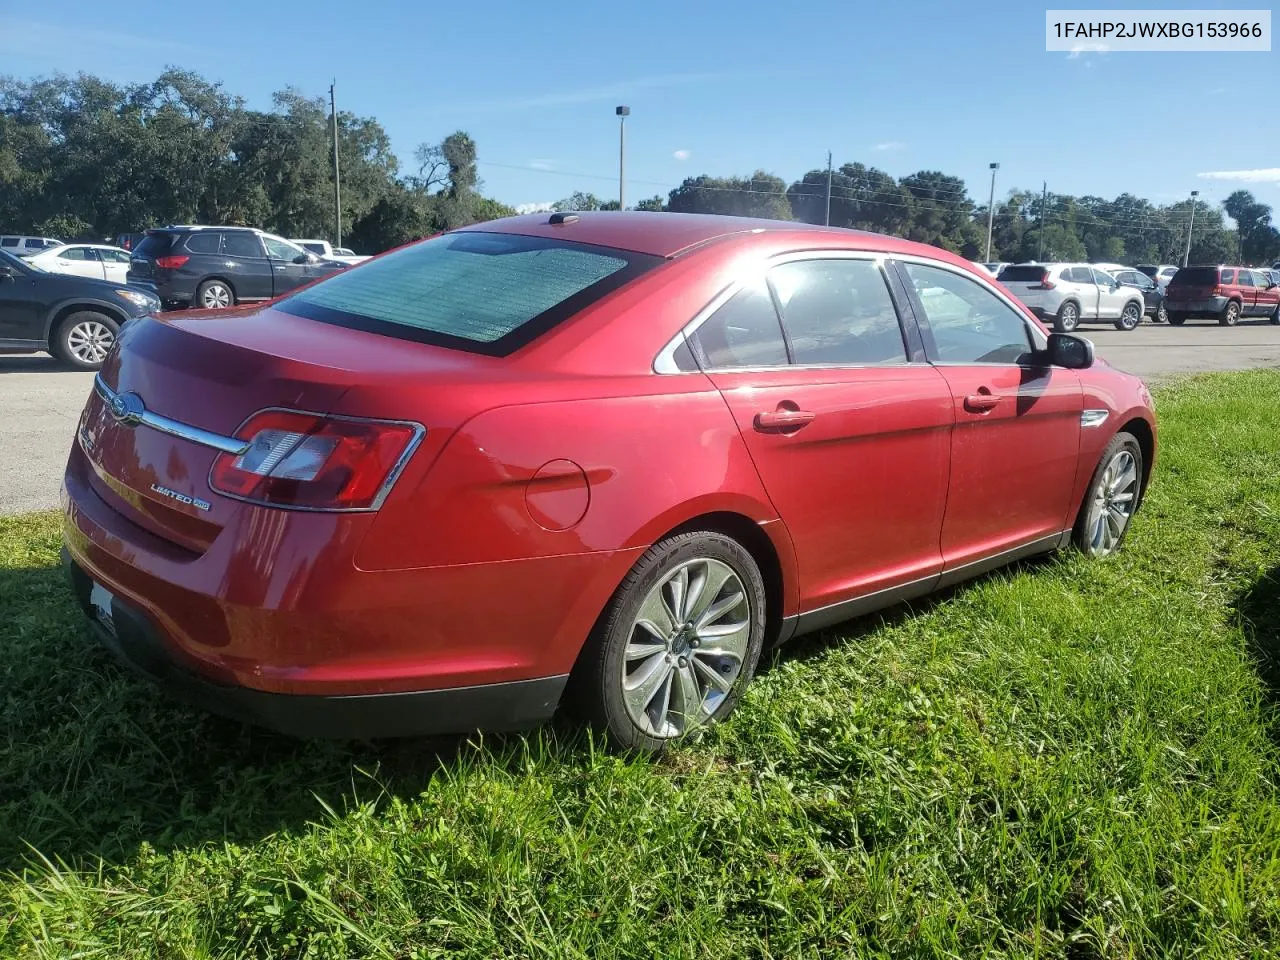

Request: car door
left=1091, top=268, right=1127, bottom=318
left=898, top=259, right=1083, bottom=575
left=98, top=248, right=131, bottom=284
left=1235, top=268, right=1259, bottom=314
left=687, top=254, right=954, bottom=621
left=218, top=231, right=273, bottom=301
left=53, top=246, right=105, bottom=280
left=261, top=235, right=310, bottom=297
left=1253, top=270, right=1280, bottom=316
left=0, top=253, right=46, bottom=343
left=1118, top=270, right=1157, bottom=313
left=1067, top=266, right=1100, bottom=317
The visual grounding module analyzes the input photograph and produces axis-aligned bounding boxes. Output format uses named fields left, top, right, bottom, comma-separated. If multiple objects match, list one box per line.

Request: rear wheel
left=1054, top=301, right=1080, bottom=332
left=195, top=279, right=235, bottom=310
left=575, top=531, right=766, bottom=753
left=1167, top=312, right=1188, bottom=326
left=1220, top=300, right=1241, bottom=326
left=1073, top=432, right=1143, bottom=558
left=1114, top=301, right=1142, bottom=331
left=52, top=311, right=119, bottom=370
left=1154, top=302, right=1168, bottom=324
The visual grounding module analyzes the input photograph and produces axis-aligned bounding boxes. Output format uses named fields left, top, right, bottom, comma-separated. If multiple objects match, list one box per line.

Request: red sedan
left=62, top=213, right=1156, bottom=751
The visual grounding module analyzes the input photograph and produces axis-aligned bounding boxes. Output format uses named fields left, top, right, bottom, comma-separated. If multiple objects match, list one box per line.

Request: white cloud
left=529, top=159, right=557, bottom=171
left=1198, top=168, right=1280, bottom=183
left=673, top=149, right=690, bottom=161
left=515, top=202, right=555, bottom=215
left=873, top=141, right=906, bottom=152
left=1067, top=41, right=1109, bottom=58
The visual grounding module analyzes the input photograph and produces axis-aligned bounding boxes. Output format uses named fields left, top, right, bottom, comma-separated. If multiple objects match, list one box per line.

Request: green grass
left=4, top=371, right=1280, bottom=958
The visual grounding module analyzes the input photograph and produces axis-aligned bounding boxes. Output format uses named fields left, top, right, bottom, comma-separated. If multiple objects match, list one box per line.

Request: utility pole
left=985, top=162, right=999, bottom=262
left=824, top=151, right=832, bottom=226
left=330, top=81, right=341, bottom=248
left=616, top=106, right=630, bottom=209
left=1183, top=189, right=1199, bottom=267
left=1037, top=181, right=1048, bottom=261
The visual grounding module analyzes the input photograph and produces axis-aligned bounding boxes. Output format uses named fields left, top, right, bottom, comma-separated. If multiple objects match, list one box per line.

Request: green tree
left=666, top=172, right=792, bottom=219
left=1223, top=190, right=1280, bottom=264
left=634, top=195, right=665, bottom=212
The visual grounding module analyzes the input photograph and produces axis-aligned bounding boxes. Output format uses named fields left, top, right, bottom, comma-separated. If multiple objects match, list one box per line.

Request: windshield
left=278, top=231, right=661, bottom=355
left=0, top=249, right=38, bottom=272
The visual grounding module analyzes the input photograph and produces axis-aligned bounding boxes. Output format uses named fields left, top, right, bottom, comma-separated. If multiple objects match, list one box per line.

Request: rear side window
left=222, top=232, right=263, bottom=258
left=0, top=238, right=17, bottom=248
left=1065, top=267, right=1092, bottom=283
left=998, top=265, right=1046, bottom=282
left=184, top=232, right=221, bottom=254
left=1237, top=270, right=1253, bottom=287
left=1220, top=269, right=1236, bottom=284
left=769, top=259, right=906, bottom=365
left=133, top=233, right=175, bottom=258
left=61, top=247, right=94, bottom=261
left=1170, top=267, right=1219, bottom=287
left=687, top=277, right=789, bottom=369
left=280, top=232, right=660, bottom=356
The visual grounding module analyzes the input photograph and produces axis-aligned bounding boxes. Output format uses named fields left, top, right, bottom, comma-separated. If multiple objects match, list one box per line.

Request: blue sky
left=3, top=0, right=1277, bottom=213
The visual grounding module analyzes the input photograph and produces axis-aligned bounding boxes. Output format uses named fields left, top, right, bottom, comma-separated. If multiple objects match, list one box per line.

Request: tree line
left=3, top=69, right=1278, bottom=266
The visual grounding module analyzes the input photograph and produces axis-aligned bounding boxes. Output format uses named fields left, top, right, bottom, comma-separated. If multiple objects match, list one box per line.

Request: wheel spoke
left=1111, top=491, right=1135, bottom=505
left=673, top=664, right=702, bottom=725
left=665, top=566, right=689, bottom=624
left=625, top=636, right=665, bottom=662
left=685, top=562, right=734, bottom=624
left=635, top=590, right=675, bottom=640
left=695, top=620, right=751, bottom=657
left=695, top=589, right=745, bottom=631
left=624, top=655, right=672, bottom=718
left=691, top=655, right=734, bottom=694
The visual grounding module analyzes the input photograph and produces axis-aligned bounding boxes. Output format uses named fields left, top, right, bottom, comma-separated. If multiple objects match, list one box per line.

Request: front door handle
left=964, top=389, right=1002, bottom=412
left=754, top=406, right=816, bottom=432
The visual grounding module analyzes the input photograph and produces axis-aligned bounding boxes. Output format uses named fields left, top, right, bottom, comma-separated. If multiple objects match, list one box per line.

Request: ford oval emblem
left=108, top=392, right=145, bottom=427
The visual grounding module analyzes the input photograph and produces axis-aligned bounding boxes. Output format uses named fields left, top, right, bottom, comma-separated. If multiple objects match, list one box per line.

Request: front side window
left=1091, top=268, right=1116, bottom=286
left=1237, top=270, right=1254, bottom=288
left=769, top=259, right=906, bottom=365
left=280, top=231, right=659, bottom=355
left=904, top=261, right=1034, bottom=365
left=685, top=277, right=789, bottom=369
left=263, top=236, right=303, bottom=260
left=0, top=238, right=18, bottom=248
left=60, top=247, right=93, bottom=261
left=101, top=249, right=131, bottom=263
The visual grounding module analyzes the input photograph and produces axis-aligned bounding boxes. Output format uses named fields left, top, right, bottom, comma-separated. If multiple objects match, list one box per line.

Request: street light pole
left=1183, top=189, right=1199, bottom=267
left=985, top=162, right=999, bottom=263
left=616, top=106, right=630, bottom=210
left=330, top=81, right=341, bottom=248
left=824, top=151, right=832, bottom=226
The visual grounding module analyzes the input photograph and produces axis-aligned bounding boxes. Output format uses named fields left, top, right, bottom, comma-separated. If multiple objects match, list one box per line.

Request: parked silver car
left=999, top=262, right=1146, bottom=332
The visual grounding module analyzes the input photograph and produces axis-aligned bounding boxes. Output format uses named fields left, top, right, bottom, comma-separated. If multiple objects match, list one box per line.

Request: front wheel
left=1114, top=301, right=1142, bottom=331
left=1270, top=304, right=1280, bottom=325
left=52, top=311, right=119, bottom=370
left=1054, top=301, right=1080, bottom=332
left=1220, top=300, right=1241, bottom=326
left=1167, top=312, right=1187, bottom=326
left=1073, top=432, right=1143, bottom=557
left=574, top=531, right=766, bottom=753
left=1155, top=302, right=1168, bottom=324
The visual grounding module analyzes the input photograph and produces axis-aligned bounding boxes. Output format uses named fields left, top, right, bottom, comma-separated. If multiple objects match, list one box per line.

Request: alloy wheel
left=1119, top=303, right=1141, bottom=330
left=202, top=283, right=231, bottom=308
left=1086, top=449, right=1138, bottom=556
left=621, top=557, right=751, bottom=739
left=66, top=320, right=115, bottom=365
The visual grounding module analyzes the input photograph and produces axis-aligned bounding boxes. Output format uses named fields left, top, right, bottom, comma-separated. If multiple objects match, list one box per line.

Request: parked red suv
left=62, top=213, right=1157, bottom=751
left=1164, top=265, right=1280, bottom=326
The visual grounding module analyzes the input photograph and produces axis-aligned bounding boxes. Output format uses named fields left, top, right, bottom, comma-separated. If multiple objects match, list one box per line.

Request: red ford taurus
left=62, top=213, right=1156, bottom=751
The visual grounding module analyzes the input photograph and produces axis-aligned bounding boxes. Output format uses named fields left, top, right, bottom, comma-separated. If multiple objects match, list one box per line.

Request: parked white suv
left=999, top=262, right=1146, bottom=332
left=290, top=239, right=370, bottom=265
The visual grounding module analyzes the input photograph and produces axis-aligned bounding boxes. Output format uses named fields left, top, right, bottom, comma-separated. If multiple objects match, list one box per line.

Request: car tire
left=1167, top=312, right=1187, bottom=326
left=1155, top=302, right=1168, bottom=324
left=51, top=310, right=119, bottom=371
left=1072, top=431, right=1143, bottom=558
left=1270, top=303, right=1280, bottom=325
left=574, top=530, right=767, bottom=753
left=195, top=279, right=235, bottom=310
left=1219, top=300, right=1241, bottom=326
left=1114, top=301, right=1142, bottom=331
left=1054, top=301, right=1080, bottom=332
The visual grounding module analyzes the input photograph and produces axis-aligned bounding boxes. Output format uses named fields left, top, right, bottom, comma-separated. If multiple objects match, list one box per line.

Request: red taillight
left=155, top=255, right=189, bottom=269
left=1036, top=277, right=1056, bottom=290
left=209, top=410, right=422, bottom=511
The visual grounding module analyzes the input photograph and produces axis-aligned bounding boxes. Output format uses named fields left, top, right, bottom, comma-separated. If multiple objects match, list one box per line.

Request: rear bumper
left=64, top=548, right=566, bottom=738
left=1165, top=296, right=1227, bottom=314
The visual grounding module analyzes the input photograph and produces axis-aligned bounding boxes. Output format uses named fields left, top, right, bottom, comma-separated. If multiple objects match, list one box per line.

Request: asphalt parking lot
left=4, top=317, right=1280, bottom=516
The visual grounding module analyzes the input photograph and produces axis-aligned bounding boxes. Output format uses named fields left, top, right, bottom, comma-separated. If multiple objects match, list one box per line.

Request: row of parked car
left=973, top=259, right=1280, bottom=332
left=0, top=225, right=369, bottom=369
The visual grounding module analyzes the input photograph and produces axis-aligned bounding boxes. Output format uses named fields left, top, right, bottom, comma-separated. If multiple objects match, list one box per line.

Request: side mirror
left=293, top=253, right=310, bottom=264
left=0, top=265, right=14, bottom=280
left=1046, top=332, right=1094, bottom=370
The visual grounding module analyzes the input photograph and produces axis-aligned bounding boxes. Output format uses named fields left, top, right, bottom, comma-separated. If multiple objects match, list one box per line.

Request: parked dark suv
left=0, top=249, right=158, bottom=370
left=127, top=226, right=346, bottom=310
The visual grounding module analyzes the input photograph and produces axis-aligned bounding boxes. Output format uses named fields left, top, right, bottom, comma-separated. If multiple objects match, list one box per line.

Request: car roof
left=457, top=211, right=953, bottom=261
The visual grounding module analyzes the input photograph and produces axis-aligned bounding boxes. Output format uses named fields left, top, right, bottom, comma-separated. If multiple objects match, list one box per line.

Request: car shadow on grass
left=0, top=561, right=581, bottom=874
left=1237, top=564, right=1280, bottom=719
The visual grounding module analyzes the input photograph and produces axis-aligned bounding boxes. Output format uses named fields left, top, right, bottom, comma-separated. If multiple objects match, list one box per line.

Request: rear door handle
left=754, top=407, right=816, bottom=432
left=964, top=390, right=1002, bottom=412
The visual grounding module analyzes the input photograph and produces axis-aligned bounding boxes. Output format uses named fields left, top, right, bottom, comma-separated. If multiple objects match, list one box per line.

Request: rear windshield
left=1136, top=265, right=1158, bottom=278
left=1168, top=266, right=1219, bottom=287
left=133, top=233, right=176, bottom=258
left=279, top=232, right=661, bottom=355
left=999, top=265, right=1047, bottom=282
